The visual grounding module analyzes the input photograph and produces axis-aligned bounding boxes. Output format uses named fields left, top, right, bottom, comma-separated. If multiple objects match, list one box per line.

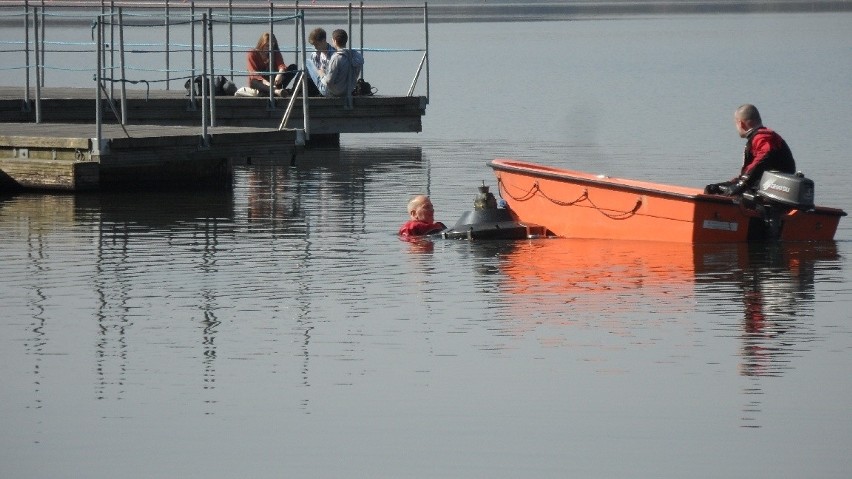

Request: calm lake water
left=2, top=11, right=852, bottom=479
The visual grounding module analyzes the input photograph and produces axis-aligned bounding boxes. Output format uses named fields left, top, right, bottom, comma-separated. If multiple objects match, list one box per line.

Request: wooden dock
left=0, top=87, right=427, bottom=191
left=0, top=1, right=432, bottom=192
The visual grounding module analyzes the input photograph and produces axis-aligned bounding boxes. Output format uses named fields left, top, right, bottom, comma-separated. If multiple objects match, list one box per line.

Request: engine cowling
left=755, top=171, right=815, bottom=209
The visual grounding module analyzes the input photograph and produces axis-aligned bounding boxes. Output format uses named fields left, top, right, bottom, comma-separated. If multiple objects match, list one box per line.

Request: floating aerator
left=441, top=182, right=548, bottom=240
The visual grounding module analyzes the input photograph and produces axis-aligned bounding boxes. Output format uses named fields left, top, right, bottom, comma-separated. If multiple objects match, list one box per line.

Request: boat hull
left=489, top=159, right=846, bottom=244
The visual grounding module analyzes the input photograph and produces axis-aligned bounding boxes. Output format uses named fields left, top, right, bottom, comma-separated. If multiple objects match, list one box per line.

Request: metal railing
left=91, top=6, right=309, bottom=150
left=0, top=1, right=431, bottom=148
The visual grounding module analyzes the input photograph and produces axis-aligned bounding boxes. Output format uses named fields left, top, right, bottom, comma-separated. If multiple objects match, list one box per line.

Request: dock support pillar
left=92, top=137, right=110, bottom=156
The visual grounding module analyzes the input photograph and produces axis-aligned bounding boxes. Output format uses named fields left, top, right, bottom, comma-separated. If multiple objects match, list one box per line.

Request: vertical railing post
left=294, top=0, right=299, bottom=72
left=39, top=0, right=44, bottom=87
left=98, top=1, right=106, bottom=96
left=23, top=0, right=30, bottom=109
left=208, top=8, right=216, bottom=128
left=424, top=2, right=430, bottom=104
left=300, top=12, right=309, bottom=141
left=267, top=2, right=274, bottom=106
left=189, top=1, right=197, bottom=109
left=165, top=0, right=170, bottom=90
left=345, top=4, right=354, bottom=110
left=201, top=12, right=209, bottom=146
left=33, top=6, right=41, bottom=122
left=110, top=0, right=115, bottom=99
left=119, top=7, right=127, bottom=125
left=95, top=16, right=103, bottom=148
left=228, top=0, right=234, bottom=82
left=359, top=1, right=364, bottom=79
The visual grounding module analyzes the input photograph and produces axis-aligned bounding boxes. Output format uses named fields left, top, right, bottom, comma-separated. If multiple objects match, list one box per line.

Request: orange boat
left=490, top=159, right=846, bottom=243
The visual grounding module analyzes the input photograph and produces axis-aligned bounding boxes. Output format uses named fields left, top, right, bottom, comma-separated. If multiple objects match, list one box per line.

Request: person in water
left=399, top=195, right=446, bottom=237
left=705, top=104, right=796, bottom=196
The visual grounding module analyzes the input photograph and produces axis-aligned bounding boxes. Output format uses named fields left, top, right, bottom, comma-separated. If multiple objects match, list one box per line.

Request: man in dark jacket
left=705, top=104, right=796, bottom=196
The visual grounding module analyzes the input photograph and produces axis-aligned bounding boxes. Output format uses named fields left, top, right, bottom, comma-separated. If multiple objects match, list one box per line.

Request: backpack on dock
left=352, top=78, right=376, bottom=96
left=185, top=75, right=237, bottom=96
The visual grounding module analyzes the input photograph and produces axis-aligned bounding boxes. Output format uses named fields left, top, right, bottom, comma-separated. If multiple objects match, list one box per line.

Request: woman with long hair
left=247, top=32, right=297, bottom=97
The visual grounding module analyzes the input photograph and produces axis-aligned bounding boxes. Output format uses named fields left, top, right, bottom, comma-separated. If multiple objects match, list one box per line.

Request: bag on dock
left=185, top=75, right=237, bottom=96
left=215, top=76, right=238, bottom=96
left=234, top=86, right=261, bottom=97
left=352, top=78, right=376, bottom=96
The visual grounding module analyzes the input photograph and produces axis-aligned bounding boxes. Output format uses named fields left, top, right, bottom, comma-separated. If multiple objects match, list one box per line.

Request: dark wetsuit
left=705, top=126, right=796, bottom=195
left=739, top=127, right=796, bottom=189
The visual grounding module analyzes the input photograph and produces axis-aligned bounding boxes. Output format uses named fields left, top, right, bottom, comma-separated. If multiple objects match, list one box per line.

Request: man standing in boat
left=705, top=104, right=796, bottom=196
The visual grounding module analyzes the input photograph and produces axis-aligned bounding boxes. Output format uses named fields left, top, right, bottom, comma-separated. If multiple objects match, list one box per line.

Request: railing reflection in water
left=3, top=144, right=426, bottom=413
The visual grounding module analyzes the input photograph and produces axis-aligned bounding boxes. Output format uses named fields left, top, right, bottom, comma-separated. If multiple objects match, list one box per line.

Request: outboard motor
left=754, top=171, right=814, bottom=209
left=441, top=182, right=547, bottom=240
left=742, top=171, right=815, bottom=240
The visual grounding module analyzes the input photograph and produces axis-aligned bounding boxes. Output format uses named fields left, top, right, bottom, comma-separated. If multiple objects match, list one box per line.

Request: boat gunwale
left=489, top=159, right=847, bottom=218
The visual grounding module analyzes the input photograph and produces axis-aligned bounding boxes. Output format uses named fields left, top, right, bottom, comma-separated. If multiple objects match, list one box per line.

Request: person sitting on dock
left=247, top=32, right=298, bottom=97
left=399, top=195, right=447, bottom=237
left=306, top=28, right=337, bottom=96
left=305, top=29, right=364, bottom=98
left=705, top=104, right=796, bottom=196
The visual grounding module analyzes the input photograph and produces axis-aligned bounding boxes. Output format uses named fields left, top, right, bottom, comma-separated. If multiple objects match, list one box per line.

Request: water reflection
left=494, top=238, right=841, bottom=426
left=237, top=145, right=425, bottom=402
left=693, top=242, right=840, bottom=377
left=495, top=239, right=839, bottom=371
left=698, top=242, right=840, bottom=427
left=76, top=191, right=238, bottom=403
left=240, top=144, right=425, bottom=227
left=1, top=145, right=426, bottom=414
left=2, top=166, right=840, bottom=429
left=497, top=239, right=700, bottom=318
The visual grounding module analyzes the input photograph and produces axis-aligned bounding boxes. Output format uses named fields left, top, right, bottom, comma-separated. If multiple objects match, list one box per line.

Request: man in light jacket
left=306, top=29, right=364, bottom=98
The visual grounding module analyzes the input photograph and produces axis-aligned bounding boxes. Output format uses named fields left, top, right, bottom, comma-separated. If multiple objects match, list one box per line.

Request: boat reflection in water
left=494, top=238, right=840, bottom=377
left=493, top=238, right=840, bottom=426
left=694, top=241, right=841, bottom=378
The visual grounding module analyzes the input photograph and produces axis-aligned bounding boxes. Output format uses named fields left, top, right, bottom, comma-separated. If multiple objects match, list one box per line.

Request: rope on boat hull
left=496, top=175, right=643, bottom=220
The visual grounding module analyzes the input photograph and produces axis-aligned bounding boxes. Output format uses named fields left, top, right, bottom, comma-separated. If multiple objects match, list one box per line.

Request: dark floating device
left=441, top=182, right=549, bottom=240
